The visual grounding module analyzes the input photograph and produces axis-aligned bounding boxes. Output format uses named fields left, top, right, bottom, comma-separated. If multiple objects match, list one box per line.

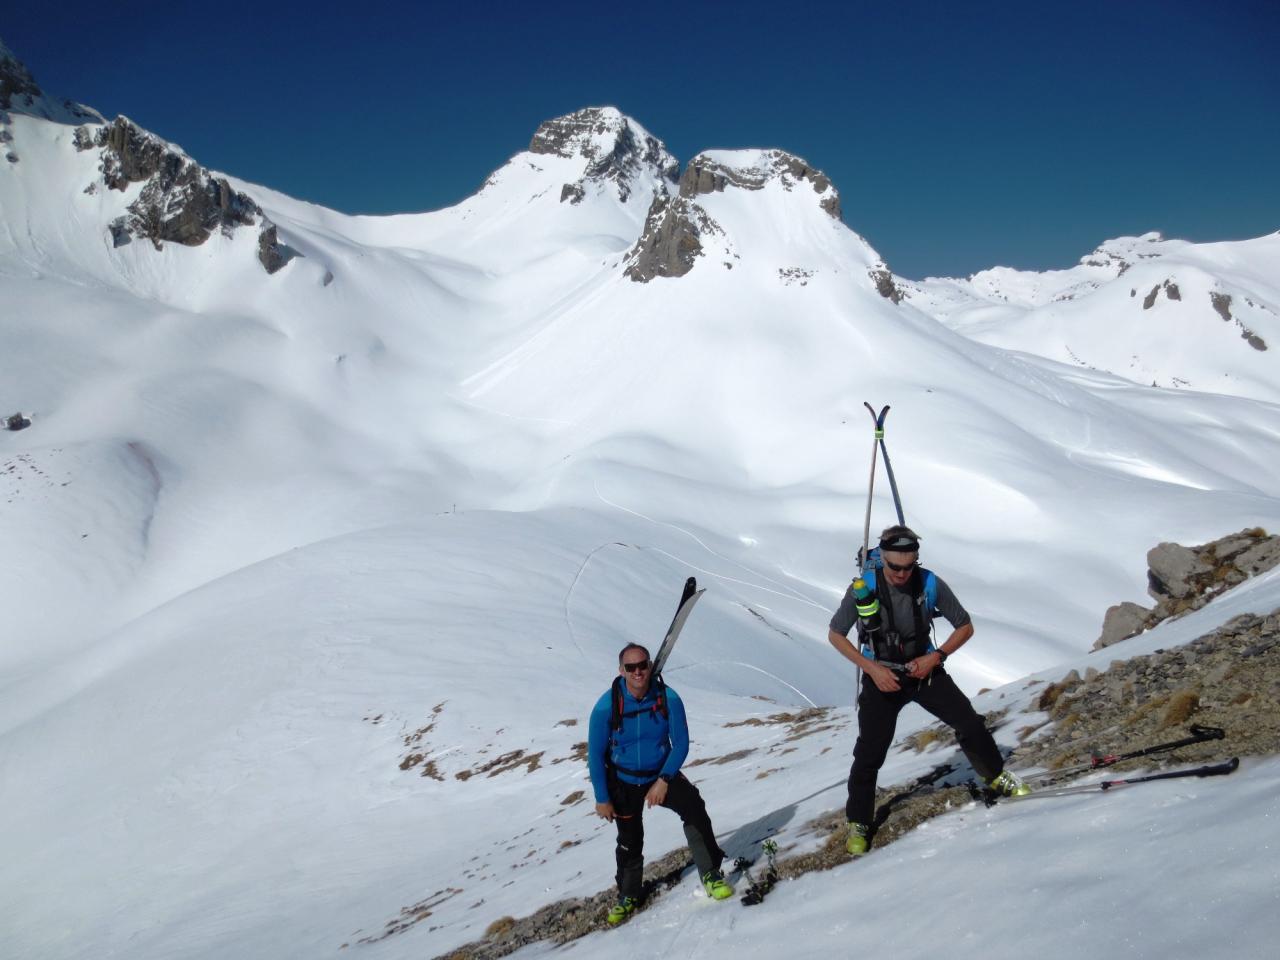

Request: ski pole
left=1026, top=725, right=1226, bottom=785
left=1000, top=758, right=1239, bottom=802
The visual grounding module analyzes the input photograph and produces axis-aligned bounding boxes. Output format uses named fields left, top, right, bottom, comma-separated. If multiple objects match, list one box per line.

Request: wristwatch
left=935, top=648, right=948, bottom=664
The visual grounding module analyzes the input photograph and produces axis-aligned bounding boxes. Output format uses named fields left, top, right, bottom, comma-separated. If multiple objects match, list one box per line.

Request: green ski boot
left=606, top=896, right=638, bottom=925
left=988, top=769, right=1031, bottom=798
left=702, top=870, right=734, bottom=900
left=846, top=821, right=870, bottom=856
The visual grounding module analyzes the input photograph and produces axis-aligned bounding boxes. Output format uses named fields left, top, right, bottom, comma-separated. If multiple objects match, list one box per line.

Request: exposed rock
left=623, top=195, right=722, bottom=282
left=1165, top=281, right=1181, bottom=301
left=1095, top=600, right=1153, bottom=650
left=5, top=412, right=30, bottom=431
left=257, top=222, right=298, bottom=275
left=679, top=150, right=841, bottom=221
left=75, top=116, right=292, bottom=272
left=1210, top=292, right=1233, bottom=322
left=1142, top=285, right=1159, bottom=309
left=0, top=39, right=101, bottom=124
left=1237, top=537, right=1280, bottom=577
left=529, top=107, right=678, bottom=204
left=0, top=42, right=40, bottom=109
left=1095, top=528, right=1278, bottom=649
left=869, top=265, right=904, bottom=304
left=1147, top=542, right=1210, bottom=600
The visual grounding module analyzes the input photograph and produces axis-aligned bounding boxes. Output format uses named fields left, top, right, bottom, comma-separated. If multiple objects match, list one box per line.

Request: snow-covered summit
left=681, top=148, right=841, bottom=221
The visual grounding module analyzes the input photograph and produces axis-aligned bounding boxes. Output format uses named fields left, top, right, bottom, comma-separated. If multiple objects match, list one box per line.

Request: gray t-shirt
left=829, top=568, right=971, bottom=640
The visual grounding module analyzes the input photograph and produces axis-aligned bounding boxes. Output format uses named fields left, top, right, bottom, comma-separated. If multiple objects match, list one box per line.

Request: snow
left=1, top=99, right=1278, bottom=960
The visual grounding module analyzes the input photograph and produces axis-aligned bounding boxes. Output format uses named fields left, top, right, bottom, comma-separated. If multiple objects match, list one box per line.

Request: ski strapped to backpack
left=652, top=576, right=704, bottom=678
left=607, top=577, right=705, bottom=776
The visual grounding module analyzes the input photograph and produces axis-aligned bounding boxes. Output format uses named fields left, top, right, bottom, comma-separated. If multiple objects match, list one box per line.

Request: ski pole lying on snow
left=994, top=757, right=1240, bottom=802
left=1025, top=724, right=1226, bottom=786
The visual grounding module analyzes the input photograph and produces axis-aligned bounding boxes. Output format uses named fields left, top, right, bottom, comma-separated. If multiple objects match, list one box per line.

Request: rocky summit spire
left=0, top=37, right=100, bottom=124
left=528, top=106, right=678, bottom=204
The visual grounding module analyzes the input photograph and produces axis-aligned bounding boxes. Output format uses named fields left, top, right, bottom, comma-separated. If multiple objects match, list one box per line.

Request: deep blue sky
left=7, top=1, right=1278, bottom=278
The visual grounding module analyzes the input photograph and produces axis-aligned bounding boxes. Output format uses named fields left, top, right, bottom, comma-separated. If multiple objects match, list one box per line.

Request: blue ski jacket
left=587, top=682, right=690, bottom=803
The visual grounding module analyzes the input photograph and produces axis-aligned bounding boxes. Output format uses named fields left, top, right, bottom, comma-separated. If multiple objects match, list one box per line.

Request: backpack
left=858, top=558, right=939, bottom=662
left=609, top=674, right=668, bottom=732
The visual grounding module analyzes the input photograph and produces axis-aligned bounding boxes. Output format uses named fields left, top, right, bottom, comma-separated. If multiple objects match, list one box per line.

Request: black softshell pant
left=608, top=771, right=724, bottom=901
left=846, top=668, right=1004, bottom=825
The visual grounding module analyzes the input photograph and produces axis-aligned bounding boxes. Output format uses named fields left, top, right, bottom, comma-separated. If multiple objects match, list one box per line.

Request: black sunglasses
left=622, top=659, right=651, bottom=674
left=882, top=558, right=917, bottom=573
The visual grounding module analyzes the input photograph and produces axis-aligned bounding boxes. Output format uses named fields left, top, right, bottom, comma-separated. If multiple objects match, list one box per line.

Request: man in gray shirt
left=827, top=525, right=1029, bottom=855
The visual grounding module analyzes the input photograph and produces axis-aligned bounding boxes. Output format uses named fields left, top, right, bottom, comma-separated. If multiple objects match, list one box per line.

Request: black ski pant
left=846, top=668, right=1003, bottom=825
left=607, top=771, right=725, bottom=901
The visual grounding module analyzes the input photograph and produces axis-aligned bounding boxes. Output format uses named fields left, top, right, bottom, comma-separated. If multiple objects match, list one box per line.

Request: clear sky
left=5, top=0, right=1277, bottom=278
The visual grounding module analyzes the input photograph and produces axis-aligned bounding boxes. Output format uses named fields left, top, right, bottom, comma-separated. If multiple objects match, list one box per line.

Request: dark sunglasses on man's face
left=882, top=558, right=917, bottom=573
left=622, top=659, right=651, bottom=674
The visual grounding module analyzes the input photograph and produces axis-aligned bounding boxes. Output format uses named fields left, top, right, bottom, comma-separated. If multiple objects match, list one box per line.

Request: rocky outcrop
left=1208, top=292, right=1267, bottom=351
left=86, top=117, right=258, bottom=249
left=869, top=265, right=905, bottom=304
left=679, top=150, right=841, bottom=220
left=257, top=222, right=299, bottom=274
left=5, top=412, right=30, bottom=431
left=74, top=116, right=296, bottom=273
left=0, top=42, right=98, bottom=123
left=1141, top=279, right=1182, bottom=310
left=529, top=107, right=677, bottom=204
left=1094, top=528, right=1280, bottom=649
left=622, top=195, right=723, bottom=282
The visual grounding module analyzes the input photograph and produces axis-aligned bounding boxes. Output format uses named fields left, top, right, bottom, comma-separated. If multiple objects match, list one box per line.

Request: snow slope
left=2, top=53, right=1279, bottom=959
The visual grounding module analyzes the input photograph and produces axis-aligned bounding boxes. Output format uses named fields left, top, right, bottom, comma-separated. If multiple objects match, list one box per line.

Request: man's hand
left=867, top=661, right=902, bottom=692
left=906, top=651, right=942, bottom=679
left=645, top=778, right=669, bottom=808
left=595, top=801, right=615, bottom=822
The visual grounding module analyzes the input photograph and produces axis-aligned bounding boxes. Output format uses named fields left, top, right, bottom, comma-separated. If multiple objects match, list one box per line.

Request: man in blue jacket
left=588, top=643, right=732, bottom=924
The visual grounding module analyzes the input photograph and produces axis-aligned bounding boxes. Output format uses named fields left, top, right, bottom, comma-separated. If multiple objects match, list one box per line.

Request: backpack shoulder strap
left=921, top=569, right=937, bottom=615
left=610, top=675, right=625, bottom=731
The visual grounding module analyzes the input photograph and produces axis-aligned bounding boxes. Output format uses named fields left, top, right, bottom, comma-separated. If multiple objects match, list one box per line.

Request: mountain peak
left=0, top=37, right=101, bottom=124
left=528, top=106, right=678, bottom=203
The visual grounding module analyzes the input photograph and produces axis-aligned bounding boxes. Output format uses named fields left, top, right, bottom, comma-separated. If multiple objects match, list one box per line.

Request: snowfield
left=2, top=67, right=1279, bottom=959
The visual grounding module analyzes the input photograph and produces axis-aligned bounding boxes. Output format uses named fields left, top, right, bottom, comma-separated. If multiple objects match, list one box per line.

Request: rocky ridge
left=71, top=116, right=295, bottom=274
left=2, top=39, right=293, bottom=275
left=0, top=37, right=101, bottom=128
left=623, top=149, right=841, bottom=283
left=1095, top=527, right=1280, bottom=649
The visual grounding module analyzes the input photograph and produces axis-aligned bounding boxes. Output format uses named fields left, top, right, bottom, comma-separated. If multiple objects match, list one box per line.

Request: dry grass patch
left=1161, top=689, right=1200, bottom=727
left=485, top=917, right=516, bottom=939
left=686, top=748, right=756, bottom=767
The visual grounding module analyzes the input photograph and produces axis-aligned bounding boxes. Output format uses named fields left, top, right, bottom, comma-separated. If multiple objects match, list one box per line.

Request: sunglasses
left=882, top=558, right=917, bottom=573
left=622, top=660, right=651, bottom=674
